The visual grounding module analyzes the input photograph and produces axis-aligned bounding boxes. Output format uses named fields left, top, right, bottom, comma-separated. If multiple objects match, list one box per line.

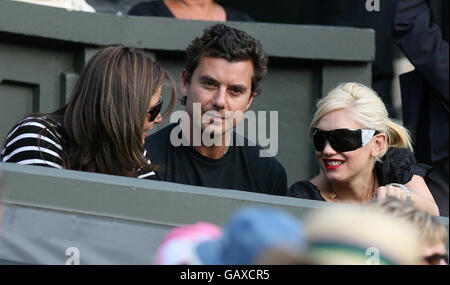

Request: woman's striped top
left=1, top=116, right=158, bottom=180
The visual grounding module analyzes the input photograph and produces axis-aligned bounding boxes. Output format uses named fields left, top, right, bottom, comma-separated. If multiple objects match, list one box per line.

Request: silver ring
left=388, top=183, right=412, bottom=202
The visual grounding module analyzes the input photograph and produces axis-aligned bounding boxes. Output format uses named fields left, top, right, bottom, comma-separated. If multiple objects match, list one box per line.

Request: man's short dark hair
left=184, top=24, right=268, bottom=100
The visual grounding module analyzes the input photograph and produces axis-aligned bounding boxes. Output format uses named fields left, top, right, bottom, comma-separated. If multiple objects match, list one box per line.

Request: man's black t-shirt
left=144, top=123, right=287, bottom=196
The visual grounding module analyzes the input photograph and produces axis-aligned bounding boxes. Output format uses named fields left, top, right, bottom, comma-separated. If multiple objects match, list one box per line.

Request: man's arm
left=392, top=0, right=449, bottom=104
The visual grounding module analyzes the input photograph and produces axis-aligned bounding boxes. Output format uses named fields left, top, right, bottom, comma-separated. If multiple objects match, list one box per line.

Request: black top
left=128, top=0, right=253, bottom=22
left=288, top=147, right=431, bottom=201
left=144, top=123, right=287, bottom=196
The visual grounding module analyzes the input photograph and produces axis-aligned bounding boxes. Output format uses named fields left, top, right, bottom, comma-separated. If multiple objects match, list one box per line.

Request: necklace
left=173, top=0, right=220, bottom=21
left=328, top=172, right=376, bottom=202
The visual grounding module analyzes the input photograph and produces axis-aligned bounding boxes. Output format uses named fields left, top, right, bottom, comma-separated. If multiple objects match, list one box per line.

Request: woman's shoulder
left=288, top=180, right=325, bottom=201
left=1, top=115, right=64, bottom=168
left=5, top=116, right=62, bottom=141
left=377, top=147, right=432, bottom=185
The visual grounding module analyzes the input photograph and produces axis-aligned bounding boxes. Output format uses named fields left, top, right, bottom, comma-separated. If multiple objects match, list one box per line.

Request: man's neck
left=193, top=143, right=229, bottom=159
left=180, top=118, right=231, bottom=159
left=193, top=128, right=232, bottom=159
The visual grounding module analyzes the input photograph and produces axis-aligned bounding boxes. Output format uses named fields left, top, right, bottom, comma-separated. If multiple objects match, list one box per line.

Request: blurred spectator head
left=309, top=82, right=413, bottom=159
left=182, top=23, right=268, bottom=102
left=304, top=205, right=422, bottom=265
left=153, top=222, right=222, bottom=265
left=194, top=206, right=306, bottom=265
left=368, top=197, right=448, bottom=265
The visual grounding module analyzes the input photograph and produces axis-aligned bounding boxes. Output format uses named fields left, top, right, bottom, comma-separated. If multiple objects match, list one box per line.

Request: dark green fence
left=0, top=162, right=332, bottom=264
left=0, top=162, right=448, bottom=264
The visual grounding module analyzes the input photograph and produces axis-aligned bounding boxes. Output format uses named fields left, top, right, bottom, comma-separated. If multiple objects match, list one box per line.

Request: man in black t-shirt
left=144, top=24, right=287, bottom=196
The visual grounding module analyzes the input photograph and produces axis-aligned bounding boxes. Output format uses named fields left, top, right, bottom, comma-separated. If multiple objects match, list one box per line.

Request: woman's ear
left=372, top=133, right=387, bottom=157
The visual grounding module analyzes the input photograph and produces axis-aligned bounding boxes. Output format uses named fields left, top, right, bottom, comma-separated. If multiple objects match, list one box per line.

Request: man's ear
left=180, top=69, right=189, bottom=98
left=372, top=132, right=387, bottom=157
left=246, top=94, right=254, bottom=111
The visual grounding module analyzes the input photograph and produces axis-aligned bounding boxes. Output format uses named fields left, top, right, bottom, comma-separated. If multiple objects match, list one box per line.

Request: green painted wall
left=0, top=163, right=330, bottom=226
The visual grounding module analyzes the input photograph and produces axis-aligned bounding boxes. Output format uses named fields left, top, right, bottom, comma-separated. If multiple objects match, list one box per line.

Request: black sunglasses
left=312, top=128, right=380, bottom=152
left=423, top=253, right=448, bottom=265
left=147, top=99, right=163, bottom=122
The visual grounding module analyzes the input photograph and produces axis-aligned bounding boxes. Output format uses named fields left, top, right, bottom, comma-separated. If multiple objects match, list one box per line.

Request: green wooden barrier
left=0, top=162, right=329, bottom=225
left=2, top=162, right=447, bottom=225
left=0, top=162, right=331, bottom=264
left=0, top=162, right=447, bottom=264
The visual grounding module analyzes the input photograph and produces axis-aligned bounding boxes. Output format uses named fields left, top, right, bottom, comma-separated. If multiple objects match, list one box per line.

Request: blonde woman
left=288, top=83, right=439, bottom=215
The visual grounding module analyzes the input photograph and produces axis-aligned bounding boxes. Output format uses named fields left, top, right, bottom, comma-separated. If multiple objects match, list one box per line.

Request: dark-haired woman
left=1, top=46, right=176, bottom=180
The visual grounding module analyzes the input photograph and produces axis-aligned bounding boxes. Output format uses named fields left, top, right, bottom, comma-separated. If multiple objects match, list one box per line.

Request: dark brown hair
left=60, top=46, right=176, bottom=176
left=3, top=46, right=176, bottom=177
left=182, top=24, right=268, bottom=104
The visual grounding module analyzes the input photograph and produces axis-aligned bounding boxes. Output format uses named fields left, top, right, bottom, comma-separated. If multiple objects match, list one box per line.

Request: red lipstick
left=323, top=159, right=345, bottom=170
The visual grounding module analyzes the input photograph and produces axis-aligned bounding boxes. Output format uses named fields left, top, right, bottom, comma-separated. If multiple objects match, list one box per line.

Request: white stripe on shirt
left=6, top=121, right=61, bottom=141
left=138, top=171, right=156, bottom=179
left=16, top=159, right=63, bottom=169
left=2, top=146, right=62, bottom=162
left=5, top=133, right=63, bottom=151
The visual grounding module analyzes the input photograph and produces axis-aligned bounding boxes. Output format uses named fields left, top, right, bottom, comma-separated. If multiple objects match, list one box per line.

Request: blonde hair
left=304, top=205, right=421, bottom=265
left=367, top=198, right=448, bottom=246
left=309, top=82, right=413, bottom=158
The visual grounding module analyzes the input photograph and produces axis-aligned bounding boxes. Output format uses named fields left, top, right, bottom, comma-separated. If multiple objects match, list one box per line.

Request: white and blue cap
left=194, top=206, right=306, bottom=265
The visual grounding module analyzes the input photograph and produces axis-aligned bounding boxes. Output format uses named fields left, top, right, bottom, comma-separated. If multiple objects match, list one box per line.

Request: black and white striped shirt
left=1, top=116, right=158, bottom=180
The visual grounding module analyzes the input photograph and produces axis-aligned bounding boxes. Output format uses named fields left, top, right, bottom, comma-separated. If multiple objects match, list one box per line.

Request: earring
left=180, top=96, right=187, bottom=105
